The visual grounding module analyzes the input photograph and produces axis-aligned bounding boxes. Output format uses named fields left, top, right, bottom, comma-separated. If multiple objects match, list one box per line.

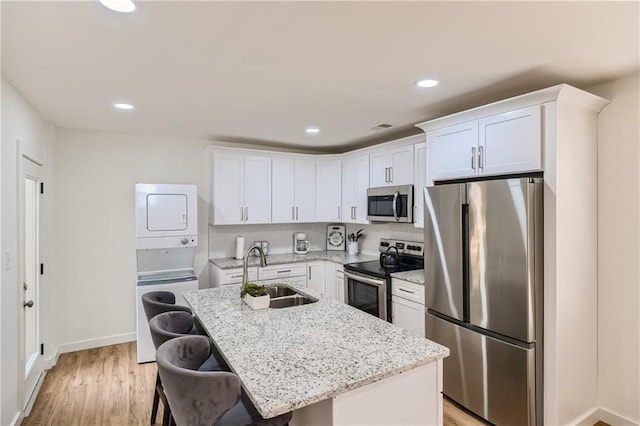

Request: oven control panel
left=379, top=238, right=423, bottom=257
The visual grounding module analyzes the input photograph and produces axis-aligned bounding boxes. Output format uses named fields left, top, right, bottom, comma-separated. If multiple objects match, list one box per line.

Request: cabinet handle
left=277, top=269, right=291, bottom=274
left=245, top=207, right=248, bottom=221
left=308, top=266, right=311, bottom=280
left=241, top=207, right=244, bottom=221
left=338, top=206, right=341, bottom=219
left=389, top=167, right=393, bottom=182
left=399, top=288, right=415, bottom=294
left=231, top=274, right=242, bottom=278
left=354, top=206, right=357, bottom=220
left=296, top=207, right=299, bottom=220
left=471, top=147, right=476, bottom=170
left=478, top=146, right=484, bottom=170
left=384, top=167, right=388, bottom=182
left=292, top=206, right=295, bottom=221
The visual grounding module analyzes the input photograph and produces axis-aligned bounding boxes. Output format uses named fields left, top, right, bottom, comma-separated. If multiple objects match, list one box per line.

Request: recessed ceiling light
left=305, top=126, right=320, bottom=135
left=99, top=0, right=136, bottom=13
left=416, top=79, right=439, bottom=88
left=113, top=102, right=135, bottom=110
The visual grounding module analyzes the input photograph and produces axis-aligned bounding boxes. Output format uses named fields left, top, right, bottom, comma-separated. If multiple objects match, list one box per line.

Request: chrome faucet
left=242, top=244, right=267, bottom=290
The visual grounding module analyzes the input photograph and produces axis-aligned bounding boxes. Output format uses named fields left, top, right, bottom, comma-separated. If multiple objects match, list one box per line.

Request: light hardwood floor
left=20, top=342, right=606, bottom=426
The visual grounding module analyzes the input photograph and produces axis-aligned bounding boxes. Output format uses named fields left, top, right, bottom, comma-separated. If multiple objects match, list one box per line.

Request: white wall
left=1, top=77, right=55, bottom=426
left=52, top=129, right=213, bottom=350
left=589, top=72, right=640, bottom=424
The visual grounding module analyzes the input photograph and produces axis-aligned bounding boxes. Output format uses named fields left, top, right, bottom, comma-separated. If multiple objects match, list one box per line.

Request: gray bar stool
left=156, top=335, right=292, bottom=426
left=149, top=311, right=228, bottom=426
left=142, top=291, right=193, bottom=321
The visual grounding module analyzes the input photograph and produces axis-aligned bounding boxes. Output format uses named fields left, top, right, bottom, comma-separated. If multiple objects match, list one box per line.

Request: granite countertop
left=183, top=283, right=448, bottom=418
left=391, top=269, right=425, bottom=286
left=210, top=250, right=378, bottom=269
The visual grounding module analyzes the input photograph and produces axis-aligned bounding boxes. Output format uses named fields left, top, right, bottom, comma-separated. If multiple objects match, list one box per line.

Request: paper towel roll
left=235, top=236, right=245, bottom=259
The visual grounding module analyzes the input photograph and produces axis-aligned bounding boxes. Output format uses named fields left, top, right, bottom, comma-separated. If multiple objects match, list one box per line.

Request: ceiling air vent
left=371, top=123, right=393, bottom=131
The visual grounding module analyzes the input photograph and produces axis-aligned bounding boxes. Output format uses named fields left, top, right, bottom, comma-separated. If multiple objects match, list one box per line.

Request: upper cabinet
left=342, top=154, right=369, bottom=224
left=369, top=145, right=414, bottom=187
left=421, top=105, right=542, bottom=183
left=210, top=152, right=271, bottom=225
left=272, top=157, right=316, bottom=223
left=316, top=159, right=342, bottom=222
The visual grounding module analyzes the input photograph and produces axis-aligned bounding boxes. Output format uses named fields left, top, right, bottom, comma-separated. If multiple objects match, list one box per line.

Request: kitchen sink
left=264, top=285, right=298, bottom=298
left=269, top=295, right=316, bottom=309
left=264, top=285, right=318, bottom=309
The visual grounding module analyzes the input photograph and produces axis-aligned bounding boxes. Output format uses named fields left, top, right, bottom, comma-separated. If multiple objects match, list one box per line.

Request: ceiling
left=2, top=1, right=638, bottom=153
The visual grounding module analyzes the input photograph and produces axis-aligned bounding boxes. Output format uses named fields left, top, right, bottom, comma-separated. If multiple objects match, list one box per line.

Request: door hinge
left=40, top=344, right=44, bottom=355
left=40, top=263, right=44, bottom=275
left=40, top=182, right=44, bottom=194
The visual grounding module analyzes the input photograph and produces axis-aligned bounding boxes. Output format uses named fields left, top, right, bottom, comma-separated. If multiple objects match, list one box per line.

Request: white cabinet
left=210, top=263, right=258, bottom=287
left=258, top=262, right=307, bottom=281
left=336, top=264, right=345, bottom=303
left=211, top=152, right=271, bottom=225
left=324, top=261, right=338, bottom=300
left=391, top=278, right=425, bottom=337
left=272, top=158, right=316, bottom=223
left=424, top=105, right=541, bottom=182
left=307, top=261, right=326, bottom=295
left=413, top=142, right=426, bottom=228
left=342, top=154, right=369, bottom=224
left=316, top=159, right=342, bottom=222
left=369, top=145, right=414, bottom=187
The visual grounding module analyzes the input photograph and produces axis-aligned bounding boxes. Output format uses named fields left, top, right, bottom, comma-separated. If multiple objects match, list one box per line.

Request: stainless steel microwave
left=366, top=185, right=414, bottom=223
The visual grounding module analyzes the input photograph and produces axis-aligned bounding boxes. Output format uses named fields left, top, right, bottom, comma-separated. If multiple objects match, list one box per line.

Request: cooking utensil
left=379, top=246, right=400, bottom=267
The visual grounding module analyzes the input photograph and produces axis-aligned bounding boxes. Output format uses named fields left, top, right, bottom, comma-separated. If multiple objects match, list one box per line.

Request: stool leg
left=162, top=403, right=171, bottom=426
left=150, top=372, right=160, bottom=424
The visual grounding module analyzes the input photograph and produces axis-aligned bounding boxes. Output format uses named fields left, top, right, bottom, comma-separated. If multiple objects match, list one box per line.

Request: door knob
left=23, top=300, right=34, bottom=308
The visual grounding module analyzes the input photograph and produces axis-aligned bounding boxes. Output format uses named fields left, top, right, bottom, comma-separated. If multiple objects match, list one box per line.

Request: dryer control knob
left=181, top=237, right=189, bottom=245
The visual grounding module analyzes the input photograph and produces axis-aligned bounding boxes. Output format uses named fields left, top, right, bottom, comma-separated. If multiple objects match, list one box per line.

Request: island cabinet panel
left=342, top=154, right=369, bottom=224
left=369, top=144, right=414, bottom=187
left=272, top=158, right=316, bottom=223
left=315, top=159, right=342, bottom=222
left=211, top=151, right=271, bottom=225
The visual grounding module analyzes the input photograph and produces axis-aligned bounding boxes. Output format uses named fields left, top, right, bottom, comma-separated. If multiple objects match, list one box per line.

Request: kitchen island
left=183, top=282, right=449, bottom=425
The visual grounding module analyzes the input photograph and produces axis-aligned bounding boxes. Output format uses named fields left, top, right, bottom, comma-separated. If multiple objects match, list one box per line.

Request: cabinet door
left=289, top=276, right=307, bottom=289
left=427, top=121, right=479, bottom=181
left=413, top=142, right=426, bottom=228
left=392, top=297, right=425, bottom=337
left=324, top=262, right=337, bottom=300
left=478, top=105, right=542, bottom=176
left=389, top=145, right=414, bottom=185
left=336, top=271, right=345, bottom=303
left=316, top=160, right=342, bottom=222
left=341, top=158, right=357, bottom=223
left=271, top=158, right=295, bottom=223
left=369, top=151, right=392, bottom=187
left=294, top=159, right=316, bottom=222
left=353, top=155, right=370, bottom=223
left=307, top=261, right=326, bottom=295
left=211, top=153, right=244, bottom=224
left=244, top=156, right=272, bottom=224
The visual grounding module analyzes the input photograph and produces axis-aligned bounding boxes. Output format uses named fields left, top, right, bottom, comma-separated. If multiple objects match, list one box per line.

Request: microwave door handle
left=392, top=191, right=399, bottom=222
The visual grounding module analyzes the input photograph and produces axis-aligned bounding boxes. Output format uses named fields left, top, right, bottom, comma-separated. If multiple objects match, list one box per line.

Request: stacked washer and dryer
left=134, top=183, right=199, bottom=363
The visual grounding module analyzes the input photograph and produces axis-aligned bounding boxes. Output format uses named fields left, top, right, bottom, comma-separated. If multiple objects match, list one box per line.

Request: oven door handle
left=343, top=270, right=386, bottom=287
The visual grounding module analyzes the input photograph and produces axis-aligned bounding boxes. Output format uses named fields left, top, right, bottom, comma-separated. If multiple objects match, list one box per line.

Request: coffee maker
left=293, top=232, right=310, bottom=254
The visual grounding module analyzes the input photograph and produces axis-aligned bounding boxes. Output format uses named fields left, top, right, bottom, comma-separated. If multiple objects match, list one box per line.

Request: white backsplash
left=209, top=222, right=424, bottom=258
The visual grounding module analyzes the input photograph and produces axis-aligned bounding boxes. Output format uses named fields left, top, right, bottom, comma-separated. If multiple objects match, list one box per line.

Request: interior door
left=423, top=184, right=465, bottom=321
left=19, top=154, right=45, bottom=412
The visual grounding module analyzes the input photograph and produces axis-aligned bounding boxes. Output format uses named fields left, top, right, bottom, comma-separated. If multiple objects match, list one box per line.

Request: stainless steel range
left=344, top=239, right=424, bottom=322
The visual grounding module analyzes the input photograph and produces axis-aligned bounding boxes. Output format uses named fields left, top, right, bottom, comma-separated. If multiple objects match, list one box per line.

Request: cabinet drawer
left=222, top=268, right=257, bottom=285
left=391, top=279, right=425, bottom=304
left=259, top=262, right=306, bottom=280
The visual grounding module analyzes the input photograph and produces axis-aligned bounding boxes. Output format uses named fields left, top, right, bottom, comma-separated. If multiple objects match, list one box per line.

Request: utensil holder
left=348, top=241, right=359, bottom=255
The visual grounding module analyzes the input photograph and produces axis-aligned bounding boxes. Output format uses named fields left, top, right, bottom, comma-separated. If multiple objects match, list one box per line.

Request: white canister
left=347, top=241, right=359, bottom=255
left=235, top=236, right=245, bottom=259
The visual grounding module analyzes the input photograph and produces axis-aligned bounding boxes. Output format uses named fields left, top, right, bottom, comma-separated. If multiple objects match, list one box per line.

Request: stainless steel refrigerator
left=424, top=177, right=543, bottom=425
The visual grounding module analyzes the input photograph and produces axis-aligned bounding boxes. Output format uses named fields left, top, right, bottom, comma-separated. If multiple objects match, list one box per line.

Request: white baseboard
left=57, top=332, right=137, bottom=355
left=571, top=406, right=639, bottom=426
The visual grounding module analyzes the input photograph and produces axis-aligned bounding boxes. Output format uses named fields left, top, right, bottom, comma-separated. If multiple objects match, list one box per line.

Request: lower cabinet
left=307, top=261, right=326, bottom=295
left=210, top=263, right=258, bottom=286
left=391, top=278, right=425, bottom=337
left=336, top=264, right=345, bottom=303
